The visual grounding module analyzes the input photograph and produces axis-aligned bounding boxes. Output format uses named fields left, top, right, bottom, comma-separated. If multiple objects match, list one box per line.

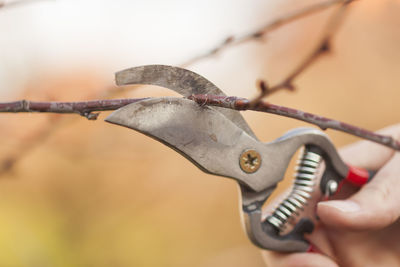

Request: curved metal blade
left=115, top=65, right=257, bottom=140
left=106, top=97, right=344, bottom=193
left=105, top=97, right=267, bottom=191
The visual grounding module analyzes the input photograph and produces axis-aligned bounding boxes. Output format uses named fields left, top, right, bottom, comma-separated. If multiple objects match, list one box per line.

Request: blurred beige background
left=0, top=0, right=399, bottom=266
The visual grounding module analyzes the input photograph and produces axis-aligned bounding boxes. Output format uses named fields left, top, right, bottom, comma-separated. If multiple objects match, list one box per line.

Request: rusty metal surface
left=106, top=97, right=263, bottom=190
left=115, top=65, right=258, bottom=140
left=105, top=97, right=348, bottom=192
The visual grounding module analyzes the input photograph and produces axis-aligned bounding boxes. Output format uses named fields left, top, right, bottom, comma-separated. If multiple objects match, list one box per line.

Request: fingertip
left=317, top=198, right=396, bottom=231
left=317, top=200, right=363, bottom=230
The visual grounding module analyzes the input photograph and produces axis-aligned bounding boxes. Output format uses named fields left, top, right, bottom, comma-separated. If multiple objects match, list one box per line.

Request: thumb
left=317, top=152, right=400, bottom=230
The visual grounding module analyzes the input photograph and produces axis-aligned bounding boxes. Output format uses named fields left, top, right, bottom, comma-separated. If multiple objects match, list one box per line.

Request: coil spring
left=266, top=148, right=322, bottom=231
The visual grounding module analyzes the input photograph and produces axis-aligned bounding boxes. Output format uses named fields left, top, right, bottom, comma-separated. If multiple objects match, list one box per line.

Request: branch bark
left=1, top=95, right=399, bottom=151
left=188, top=94, right=400, bottom=151
left=0, top=98, right=147, bottom=119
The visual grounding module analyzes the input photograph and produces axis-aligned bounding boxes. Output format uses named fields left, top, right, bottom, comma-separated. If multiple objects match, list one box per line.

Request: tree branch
left=250, top=0, right=354, bottom=104
left=0, top=98, right=147, bottom=119
left=0, top=0, right=362, bottom=176
left=181, top=0, right=348, bottom=67
left=188, top=94, right=400, bottom=151
left=1, top=95, right=399, bottom=151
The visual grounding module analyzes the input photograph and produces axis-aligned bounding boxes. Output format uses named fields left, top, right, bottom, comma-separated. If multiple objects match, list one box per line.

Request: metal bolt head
left=325, top=180, right=338, bottom=196
left=239, top=149, right=261, bottom=173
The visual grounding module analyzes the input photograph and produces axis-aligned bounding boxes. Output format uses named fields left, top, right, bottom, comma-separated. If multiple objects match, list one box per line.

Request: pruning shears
left=105, top=65, right=374, bottom=253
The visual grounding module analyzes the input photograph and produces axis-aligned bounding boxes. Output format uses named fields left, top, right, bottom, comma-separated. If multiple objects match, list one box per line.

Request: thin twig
left=1, top=95, right=399, bottom=151
left=250, top=0, right=354, bottom=104
left=0, top=98, right=147, bottom=119
left=181, top=0, right=348, bottom=67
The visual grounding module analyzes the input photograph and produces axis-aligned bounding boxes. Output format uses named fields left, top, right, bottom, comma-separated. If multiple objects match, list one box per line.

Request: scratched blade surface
left=115, top=65, right=257, bottom=140
left=105, top=97, right=268, bottom=191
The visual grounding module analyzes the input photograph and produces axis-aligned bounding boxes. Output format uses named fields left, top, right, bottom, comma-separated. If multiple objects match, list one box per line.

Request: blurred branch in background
left=181, top=0, right=349, bottom=68
left=0, top=0, right=49, bottom=9
left=0, top=0, right=355, bottom=177
left=0, top=115, right=63, bottom=176
left=251, top=0, right=352, bottom=103
left=1, top=94, right=399, bottom=151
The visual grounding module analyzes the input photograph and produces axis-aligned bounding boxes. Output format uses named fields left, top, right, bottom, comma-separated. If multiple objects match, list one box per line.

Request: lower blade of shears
left=115, top=65, right=257, bottom=140
left=105, top=97, right=266, bottom=191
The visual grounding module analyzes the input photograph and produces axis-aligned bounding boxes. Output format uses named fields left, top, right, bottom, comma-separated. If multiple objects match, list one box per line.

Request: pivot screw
left=239, top=149, right=261, bottom=173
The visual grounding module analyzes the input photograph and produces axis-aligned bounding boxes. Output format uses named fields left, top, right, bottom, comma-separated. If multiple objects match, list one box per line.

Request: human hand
left=262, top=124, right=400, bottom=267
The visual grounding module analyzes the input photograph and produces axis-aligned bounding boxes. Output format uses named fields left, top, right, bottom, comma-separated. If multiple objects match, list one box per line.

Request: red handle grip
left=345, top=165, right=373, bottom=186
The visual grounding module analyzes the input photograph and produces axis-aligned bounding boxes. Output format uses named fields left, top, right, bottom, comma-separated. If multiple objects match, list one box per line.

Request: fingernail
left=319, top=200, right=360, bottom=213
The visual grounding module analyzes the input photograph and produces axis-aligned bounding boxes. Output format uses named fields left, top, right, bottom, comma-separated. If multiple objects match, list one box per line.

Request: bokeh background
left=0, top=0, right=399, bottom=266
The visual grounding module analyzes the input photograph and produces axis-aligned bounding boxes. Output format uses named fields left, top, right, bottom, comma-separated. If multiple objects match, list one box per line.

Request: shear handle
left=239, top=129, right=344, bottom=253
left=240, top=184, right=314, bottom=252
left=241, top=130, right=376, bottom=253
